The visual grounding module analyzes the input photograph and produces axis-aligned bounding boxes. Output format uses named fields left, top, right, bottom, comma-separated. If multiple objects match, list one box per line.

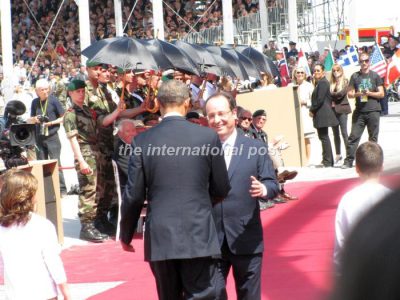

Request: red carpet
left=2, top=174, right=400, bottom=299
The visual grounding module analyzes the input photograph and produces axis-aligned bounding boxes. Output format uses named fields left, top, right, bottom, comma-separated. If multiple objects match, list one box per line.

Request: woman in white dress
left=0, top=170, right=71, bottom=300
left=291, top=67, right=315, bottom=164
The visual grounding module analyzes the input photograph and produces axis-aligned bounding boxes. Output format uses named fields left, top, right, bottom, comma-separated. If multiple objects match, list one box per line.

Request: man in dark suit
left=120, top=80, right=231, bottom=300
left=205, top=92, right=279, bottom=300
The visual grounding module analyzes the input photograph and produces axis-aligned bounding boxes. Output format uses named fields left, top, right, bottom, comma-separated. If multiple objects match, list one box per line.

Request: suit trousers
left=149, top=257, right=219, bottom=300
left=332, top=112, right=349, bottom=156
left=36, top=133, right=66, bottom=192
left=317, top=127, right=334, bottom=167
left=344, top=111, right=380, bottom=165
left=216, top=239, right=263, bottom=300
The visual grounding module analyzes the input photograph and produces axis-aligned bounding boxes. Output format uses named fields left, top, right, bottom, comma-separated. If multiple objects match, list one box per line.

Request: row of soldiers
left=64, top=61, right=220, bottom=242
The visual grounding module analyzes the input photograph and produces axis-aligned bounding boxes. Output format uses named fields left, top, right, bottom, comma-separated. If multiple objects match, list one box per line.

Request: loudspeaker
left=9, top=124, right=37, bottom=146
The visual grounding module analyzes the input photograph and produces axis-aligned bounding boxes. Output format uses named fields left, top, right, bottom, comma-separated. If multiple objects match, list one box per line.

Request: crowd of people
left=2, top=0, right=262, bottom=90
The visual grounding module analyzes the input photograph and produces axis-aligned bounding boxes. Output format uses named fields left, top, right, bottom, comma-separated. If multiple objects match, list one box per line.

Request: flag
left=278, top=52, right=290, bottom=87
left=298, top=49, right=311, bottom=77
left=324, top=49, right=334, bottom=71
left=370, top=44, right=387, bottom=78
left=385, top=49, right=400, bottom=86
left=337, top=45, right=359, bottom=67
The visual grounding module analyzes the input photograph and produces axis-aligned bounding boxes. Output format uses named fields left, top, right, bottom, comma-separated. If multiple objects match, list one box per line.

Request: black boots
left=94, top=215, right=116, bottom=237
left=80, top=223, right=108, bottom=243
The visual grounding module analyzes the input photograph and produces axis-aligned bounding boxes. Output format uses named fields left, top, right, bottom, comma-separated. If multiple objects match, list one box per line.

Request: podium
left=18, top=160, right=64, bottom=244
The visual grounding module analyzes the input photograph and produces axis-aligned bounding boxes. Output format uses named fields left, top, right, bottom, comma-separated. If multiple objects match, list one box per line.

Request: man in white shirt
left=334, top=141, right=391, bottom=274
left=205, top=91, right=279, bottom=300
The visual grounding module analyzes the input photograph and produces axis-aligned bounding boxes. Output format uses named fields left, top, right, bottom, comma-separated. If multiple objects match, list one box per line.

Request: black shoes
left=80, top=223, right=108, bottom=243
left=341, top=162, right=353, bottom=169
left=94, top=216, right=116, bottom=237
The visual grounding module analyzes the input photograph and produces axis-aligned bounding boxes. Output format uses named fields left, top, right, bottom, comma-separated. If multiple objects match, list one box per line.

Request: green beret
left=68, top=80, right=86, bottom=91
left=86, top=60, right=101, bottom=67
left=253, top=109, right=266, bottom=118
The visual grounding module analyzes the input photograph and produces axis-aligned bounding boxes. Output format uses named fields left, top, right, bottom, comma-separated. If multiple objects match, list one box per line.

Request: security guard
left=63, top=79, right=107, bottom=242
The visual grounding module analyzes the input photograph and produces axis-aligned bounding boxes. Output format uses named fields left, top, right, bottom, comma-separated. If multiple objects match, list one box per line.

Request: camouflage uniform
left=88, top=83, right=117, bottom=220
left=54, top=78, right=69, bottom=110
left=115, top=86, right=142, bottom=110
left=63, top=103, right=98, bottom=223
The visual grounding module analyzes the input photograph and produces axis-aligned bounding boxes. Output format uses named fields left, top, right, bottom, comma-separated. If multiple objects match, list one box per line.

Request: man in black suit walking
left=205, top=92, right=279, bottom=300
left=120, top=80, right=231, bottom=300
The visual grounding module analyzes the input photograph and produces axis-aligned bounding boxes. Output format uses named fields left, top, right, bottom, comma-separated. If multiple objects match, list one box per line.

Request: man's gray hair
left=35, top=78, right=49, bottom=89
left=117, top=118, right=139, bottom=131
left=157, top=80, right=190, bottom=106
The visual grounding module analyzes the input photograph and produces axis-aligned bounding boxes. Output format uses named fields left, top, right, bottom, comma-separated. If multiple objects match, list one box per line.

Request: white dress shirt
left=222, top=129, right=267, bottom=197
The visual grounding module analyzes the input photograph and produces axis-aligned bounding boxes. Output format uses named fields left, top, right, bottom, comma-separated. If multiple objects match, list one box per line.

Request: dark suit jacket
left=310, top=77, right=339, bottom=128
left=120, top=116, right=231, bottom=261
left=213, top=134, right=279, bottom=255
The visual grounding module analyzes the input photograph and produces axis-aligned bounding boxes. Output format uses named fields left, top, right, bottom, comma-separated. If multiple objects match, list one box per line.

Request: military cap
left=252, top=109, right=266, bottom=118
left=68, top=79, right=86, bottom=91
left=86, top=60, right=101, bottom=67
left=289, top=41, right=296, bottom=45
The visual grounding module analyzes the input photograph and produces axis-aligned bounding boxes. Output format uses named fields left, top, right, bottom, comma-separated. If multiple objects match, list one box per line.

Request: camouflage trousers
left=95, top=152, right=117, bottom=218
left=76, top=152, right=97, bottom=223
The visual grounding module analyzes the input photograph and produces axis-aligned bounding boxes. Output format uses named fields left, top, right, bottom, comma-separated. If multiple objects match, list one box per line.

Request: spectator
left=329, top=63, right=351, bottom=165
left=257, top=72, right=277, bottom=90
left=287, top=41, right=299, bottom=59
left=342, top=52, right=385, bottom=169
left=309, top=63, right=338, bottom=167
left=331, top=188, right=399, bottom=300
left=333, top=142, right=391, bottom=274
left=291, top=67, right=315, bottom=164
left=28, top=79, right=67, bottom=194
left=0, top=169, right=71, bottom=300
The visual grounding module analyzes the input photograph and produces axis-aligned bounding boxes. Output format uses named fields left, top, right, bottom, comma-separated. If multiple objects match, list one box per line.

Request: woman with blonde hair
left=0, top=170, right=71, bottom=300
left=330, top=63, right=351, bottom=164
left=291, top=67, right=315, bottom=164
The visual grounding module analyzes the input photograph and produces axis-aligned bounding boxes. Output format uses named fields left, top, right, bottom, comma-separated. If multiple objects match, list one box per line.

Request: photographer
left=28, top=79, right=66, bottom=194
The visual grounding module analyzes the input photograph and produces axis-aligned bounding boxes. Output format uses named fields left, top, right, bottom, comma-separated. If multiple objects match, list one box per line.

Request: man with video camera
left=28, top=78, right=66, bottom=194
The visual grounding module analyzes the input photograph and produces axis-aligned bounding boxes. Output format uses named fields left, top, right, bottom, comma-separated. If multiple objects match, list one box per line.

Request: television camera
left=0, top=100, right=36, bottom=169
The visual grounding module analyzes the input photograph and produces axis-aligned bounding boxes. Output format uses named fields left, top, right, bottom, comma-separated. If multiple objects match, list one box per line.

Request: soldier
left=115, top=68, right=146, bottom=118
left=88, top=65, right=121, bottom=237
left=63, top=79, right=107, bottom=242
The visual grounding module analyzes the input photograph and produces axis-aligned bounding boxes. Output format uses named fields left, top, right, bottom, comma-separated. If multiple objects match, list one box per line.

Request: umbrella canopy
left=202, top=45, right=250, bottom=80
left=235, top=46, right=280, bottom=78
left=174, top=41, right=235, bottom=77
left=223, top=48, right=261, bottom=80
left=174, top=40, right=216, bottom=67
left=82, top=36, right=158, bottom=71
left=141, top=39, right=200, bottom=76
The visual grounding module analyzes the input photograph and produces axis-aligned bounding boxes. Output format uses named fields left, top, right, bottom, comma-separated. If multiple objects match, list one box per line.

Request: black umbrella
left=202, top=45, right=250, bottom=80
left=141, top=39, right=200, bottom=76
left=235, top=46, right=280, bottom=78
left=223, top=48, right=261, bottom=80
left=82, top=36, right=158, bottom=71
left=174, top=41, right=235, bottom=77
left=174, top=40, right=216, bottom=67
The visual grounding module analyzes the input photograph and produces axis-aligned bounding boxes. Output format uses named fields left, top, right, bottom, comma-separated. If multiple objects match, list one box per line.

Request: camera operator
left=28, top=79, right=66, bottom=194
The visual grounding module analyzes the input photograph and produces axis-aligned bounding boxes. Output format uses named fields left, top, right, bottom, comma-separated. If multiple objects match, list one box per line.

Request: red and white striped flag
left=385, top=48, right=400, bottom=86
left=298, top=49, right=311, bottom=77
left=370, top=44, right=387, bottom=78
